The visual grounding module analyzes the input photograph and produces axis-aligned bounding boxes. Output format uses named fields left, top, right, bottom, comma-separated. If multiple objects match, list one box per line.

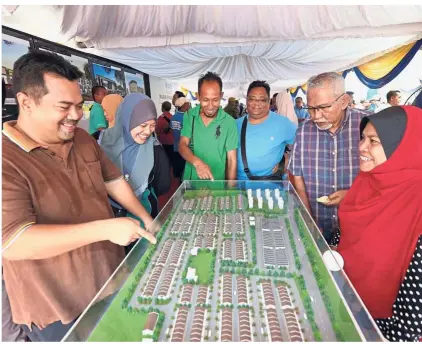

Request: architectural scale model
left=84, top=186, right=363, bottom=342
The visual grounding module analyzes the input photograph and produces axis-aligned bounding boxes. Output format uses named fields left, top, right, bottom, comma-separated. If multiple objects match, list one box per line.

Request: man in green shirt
left=179, top=72, right=238, bottom=181
left=89, top=85, right=108, bottom=135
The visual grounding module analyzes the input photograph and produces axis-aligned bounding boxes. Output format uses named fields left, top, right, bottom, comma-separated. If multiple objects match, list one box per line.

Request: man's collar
left=2, top=121, right=42, bottom=153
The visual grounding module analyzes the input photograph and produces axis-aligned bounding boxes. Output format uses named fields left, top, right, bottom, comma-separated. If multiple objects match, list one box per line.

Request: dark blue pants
left=23, top=318, right=76, bottom=342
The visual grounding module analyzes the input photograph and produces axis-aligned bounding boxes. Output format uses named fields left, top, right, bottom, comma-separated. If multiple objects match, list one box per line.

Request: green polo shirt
left=181, top=106, right=238, bottom=181
left=89, top=103, right=108, bottom=135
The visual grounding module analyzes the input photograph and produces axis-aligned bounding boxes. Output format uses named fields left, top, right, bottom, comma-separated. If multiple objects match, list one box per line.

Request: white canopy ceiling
left=2, top=5, right=422, bottom=96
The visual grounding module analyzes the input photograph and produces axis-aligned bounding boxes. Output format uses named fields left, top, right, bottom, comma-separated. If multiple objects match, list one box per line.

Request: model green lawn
left=87, top=221, right=169, bottom=341
left=294, top=209, right=361, bottom=342
left=183, top=188, right=243, bottom=199
left=87, top=255, right=150, bottom=342
left=188, top=249, right=215, bottom=285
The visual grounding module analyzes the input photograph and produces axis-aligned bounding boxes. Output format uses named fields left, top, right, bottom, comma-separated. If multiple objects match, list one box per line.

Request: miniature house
left=142, top=312, right=159, bottom=336
left=186, top=267, right=198, bottom=282
left=191, top=247, right=198, bottom=256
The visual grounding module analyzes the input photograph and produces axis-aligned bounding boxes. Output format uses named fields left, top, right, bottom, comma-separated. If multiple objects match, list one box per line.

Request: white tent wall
left=149, top=76, right=180, bottom=116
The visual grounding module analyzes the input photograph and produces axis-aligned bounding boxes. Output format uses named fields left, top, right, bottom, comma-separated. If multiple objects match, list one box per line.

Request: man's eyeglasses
left=304, top=93, right=345, bottom=114
left=247, top=97, right=269, bottom=105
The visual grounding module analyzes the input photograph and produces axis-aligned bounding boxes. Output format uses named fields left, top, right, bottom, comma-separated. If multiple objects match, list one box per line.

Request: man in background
left=376, top=90, right=401, bottom=112
left=224, top=97, right=239, bottom=119
left=172, top=91, right=185, bottom=111
left=346, top=91, right=354, bottom=106
left=156, top=101, right=174, bottom=164
left=294, top=97, right=310, bottom=123
left=270, top=93, right=278, bottom=112
left=89, top=85, right=108, bottom=134
left=171, top=97, right=190, bottom=180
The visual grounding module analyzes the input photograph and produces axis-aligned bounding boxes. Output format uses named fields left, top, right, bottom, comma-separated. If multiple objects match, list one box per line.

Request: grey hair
left=307, top=72, right=345, bottom=97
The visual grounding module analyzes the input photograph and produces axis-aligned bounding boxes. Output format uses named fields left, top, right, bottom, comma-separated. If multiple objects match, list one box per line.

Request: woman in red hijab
left=333, top=106, right=422, bottom=341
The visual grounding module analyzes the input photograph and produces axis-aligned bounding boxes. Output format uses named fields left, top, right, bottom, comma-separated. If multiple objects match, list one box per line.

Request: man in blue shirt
left=171, top=97, right=190, bottom=179
left=236, top=80, right=297, bottom=180
left=294, top=97, right=310, bottom=123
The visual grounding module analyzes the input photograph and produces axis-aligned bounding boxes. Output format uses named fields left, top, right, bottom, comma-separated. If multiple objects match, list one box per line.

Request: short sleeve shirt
left=156, top=112, right=174, bottom=146
left=89, top=102, right=108, bottom=134
left=236, top=111, right=297, bottom=180
left=294, top=107, right=310, bottom=120
left=2, top=121, right=125, bottom=328
left=171, top=111, right=184, bottom=152
left=181, top=106, right=238, bottom=181
left=288, top=108, right=370, bottom=234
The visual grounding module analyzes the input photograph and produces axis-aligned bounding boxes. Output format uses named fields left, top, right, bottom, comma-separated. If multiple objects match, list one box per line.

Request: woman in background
left=334, top=106, right=422, bottom=341
left=102, top=93, right=123, bottom=128
left=91, top=94, right=123, bottom=141
left=275, top=91, right=298, bottom=126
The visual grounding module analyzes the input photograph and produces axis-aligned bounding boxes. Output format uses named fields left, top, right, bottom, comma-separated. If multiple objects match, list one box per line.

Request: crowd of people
left=2, top=50, right=422, bottom=342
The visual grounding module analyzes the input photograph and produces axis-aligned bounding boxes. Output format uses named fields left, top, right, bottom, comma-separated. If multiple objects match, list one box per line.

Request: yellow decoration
left=180, top=86, right=189, bottom=96
left=357, top=42, right=415, bottom=80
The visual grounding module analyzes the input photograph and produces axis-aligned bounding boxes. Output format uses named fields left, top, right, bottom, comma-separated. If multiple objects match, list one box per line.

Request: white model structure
left=277, top=197, right=284, bottom=209
left=268, top=198, right=274, bottom=210
left=186, top=267, right=198, bottom=283
left=248, top=198, right=254, bottom=209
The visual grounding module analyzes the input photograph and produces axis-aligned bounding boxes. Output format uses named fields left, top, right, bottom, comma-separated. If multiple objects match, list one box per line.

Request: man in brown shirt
left=2, top=50, right=157, bottom=341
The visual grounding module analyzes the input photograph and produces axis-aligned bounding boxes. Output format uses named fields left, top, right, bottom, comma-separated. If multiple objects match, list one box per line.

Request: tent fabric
left=60, top=5, right=422, bottom=49
left=343, top=39, right=422, bottom=89
left=2, top=5, right=422, bottom=97
left=81, top=35, right=420, bottom=83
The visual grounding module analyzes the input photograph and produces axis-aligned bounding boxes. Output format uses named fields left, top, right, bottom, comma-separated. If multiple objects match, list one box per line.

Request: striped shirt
left=288, top=107, right=370, bottom=235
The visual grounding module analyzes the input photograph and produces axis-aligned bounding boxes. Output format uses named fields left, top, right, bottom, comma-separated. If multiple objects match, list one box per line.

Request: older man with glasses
left=288, top=72, right=370, bottom=242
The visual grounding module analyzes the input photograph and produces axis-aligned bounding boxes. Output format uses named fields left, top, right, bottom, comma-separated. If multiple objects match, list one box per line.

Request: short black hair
left=346, top=91, right=354, bottom=96
left=387, top=90, right=400, bottom=102
left=162, top=101, right=172, bottom=112
left=174, top=91, right=184, bottom=98
left=2, top=79, right=6, bottom=107
left=198, top=72, right=223, bottom=94
left=272, top=93, right=279, bottom=99
left=247, top=80, right=270, bottom=98
left=295, top=97, right=303, bottom=102
left=92, top=85, right=106, bottom=100
left=13, top=50, right=82, bottom=104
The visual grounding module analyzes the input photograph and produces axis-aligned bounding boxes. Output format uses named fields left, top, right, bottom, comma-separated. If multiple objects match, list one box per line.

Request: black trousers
left=172, top=151, right=186, bottom=179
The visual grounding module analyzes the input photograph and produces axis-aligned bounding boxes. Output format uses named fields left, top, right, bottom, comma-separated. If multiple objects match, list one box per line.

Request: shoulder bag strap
left=189, top=115, right=195, bottom=179
left=241, top=116, right=253, bottom=179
